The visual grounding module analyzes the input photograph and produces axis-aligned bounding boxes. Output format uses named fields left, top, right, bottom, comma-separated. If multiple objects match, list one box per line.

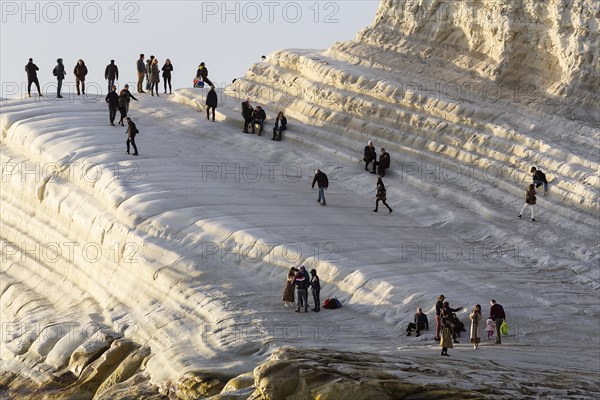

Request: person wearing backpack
left=293, top=266, right=310, bottom=313
left=125, top=117, right=139, bottom=156
left=309, top=269, right=321, bottom=312
left=53, top=58, right=66, bottom=98
left=518, top=184, right=537, bottom=222
left=312, top=168, right=329, bottom=206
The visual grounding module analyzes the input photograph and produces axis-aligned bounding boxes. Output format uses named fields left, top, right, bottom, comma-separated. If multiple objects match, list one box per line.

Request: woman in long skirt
left=282, top=267, right=297, bottom=306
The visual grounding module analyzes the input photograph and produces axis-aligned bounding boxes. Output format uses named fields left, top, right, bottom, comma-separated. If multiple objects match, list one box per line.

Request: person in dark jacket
left=375, top=148, right=391, bottom=177
left=205, top=87, right=218, bottom=122
left=105, top=85, right=119, bottom=126
left=73, top=59, right=88, bottom=95
left=309, top=269, right=321, bottom=312
left=136, top=54, right=146, bottom=93
left=145, top=55, right=155, bottom=91
left=251, top=106, right=266, bottom=135
left=119, top=84, right=138, bottom=116
left=105, top=60, right=119, bottom=94
left=364, top=140, right=376, bottom=172
left=373, top=176, right=393, bottom=213
left=518, top=184, right=537, bottom=222
left=489, top=299, right=506, bottom=344
left=25, top=58, right=42, bottom=97
left=293, top=266, right=310, bottom=312
left=162, top=59, right=174, bottom=94
left=149, top=58, right=160, bottom=96
left=406, top=307, right=429, bottom=337
left=196, top=62, right=214, bottom=88
left=272, top=111, right=287, bottom=141
left=530, top=166, right=548, bottom=193
left=443, top=301, right=464, bottom=343
left=312, top=168, right=329, bottom=206
left=125, top=117, right=139, bottom=156
left=53, top=58, right=66, bottom=98
left=434, top=295, right=445, bottom=341
left=241, top=99, right=254, bottom=133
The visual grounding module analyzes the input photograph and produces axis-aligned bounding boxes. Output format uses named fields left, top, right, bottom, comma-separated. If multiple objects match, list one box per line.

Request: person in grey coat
left=53, top=58, right=66, bottom=98
left=205, top=87, right=218, bottom=121
left=149, top=58, right=160, bottom=96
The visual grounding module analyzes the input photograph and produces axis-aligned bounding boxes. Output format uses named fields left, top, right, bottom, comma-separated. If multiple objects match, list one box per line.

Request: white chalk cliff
left=1, top=1, right=599, bottom=399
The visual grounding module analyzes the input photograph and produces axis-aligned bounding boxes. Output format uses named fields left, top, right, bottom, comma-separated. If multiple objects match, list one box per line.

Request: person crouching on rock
left=406, top=307, right=429, bottom=337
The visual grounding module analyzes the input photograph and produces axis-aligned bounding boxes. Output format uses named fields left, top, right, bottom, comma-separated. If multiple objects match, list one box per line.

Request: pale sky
left=1, top=1, right=380, bottom=98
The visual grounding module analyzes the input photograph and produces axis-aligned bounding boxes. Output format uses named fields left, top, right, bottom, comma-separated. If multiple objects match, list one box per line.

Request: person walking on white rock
left=125, top=117, right=140, bottom=156
left=469, top=304, right=482, bottom=349
left=309, top=269, right=321, bottom=312
left=518, top=184, right=537, bottom=222
left=282, top=267, right=297, bottom=307
left=489, top=299, right=506, bottom=345
left=530, top=166, right=548, bottom=193
left=205, top=87, right=218, bottom=122
left=105, top=59, right=119, bottom=94
left=105, top=85, right=119, bottom=126
left=363, top=140, right=376, bottom=172
left=293, top=266, right=310, bottom=313
left=373, top=176, right=392, bottom=213
left=312, top=168, right=329, bottom=206
left=53, top=58, right=66, bottom=98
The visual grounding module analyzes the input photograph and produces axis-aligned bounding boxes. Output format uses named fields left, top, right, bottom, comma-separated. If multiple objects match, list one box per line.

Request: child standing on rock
left=518, top=184, right=537, bottom=222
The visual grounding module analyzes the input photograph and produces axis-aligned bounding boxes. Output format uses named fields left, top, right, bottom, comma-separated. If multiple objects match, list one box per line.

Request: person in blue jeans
left=312, top=168, right=329, bottom=206
left=293, top=266, right=310, bottom=312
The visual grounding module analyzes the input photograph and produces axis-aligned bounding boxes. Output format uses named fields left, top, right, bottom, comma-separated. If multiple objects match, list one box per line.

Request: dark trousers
left=151, top=82, right=159, bottom=95
left=109, top=106, right=118, bottom=123
left=202, top=76, right=214, bottom=88
left=407, top=322, right=425, bottom=335
left=206, top=107, right=215, bottom=121
left=365, top=158, right=375, bottom=171
left=76, top=79, right=85, bottom=95
left=107, top=79, right=115, bottom=93
left=57, top=79, right=63, bottom=97
left=27, top=78, right=41, bottom=96
left=312, top=289, right=320, bottom=310
left=243, top=117, right=253, bottom=132
left=126, top=137, right=138, bottom=155
left=272, top=126, right=286, bottom=141
left=374, top=199, right=392, bottom=212
left=252, top=120, right=264, bottom=135
left=494, top=318, right=504, bottom=343
left=296, top=289, right=308, bottom=310
left=118, top=106, right=127, bottom=124
left=164, top=76, right=172, bottom=93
